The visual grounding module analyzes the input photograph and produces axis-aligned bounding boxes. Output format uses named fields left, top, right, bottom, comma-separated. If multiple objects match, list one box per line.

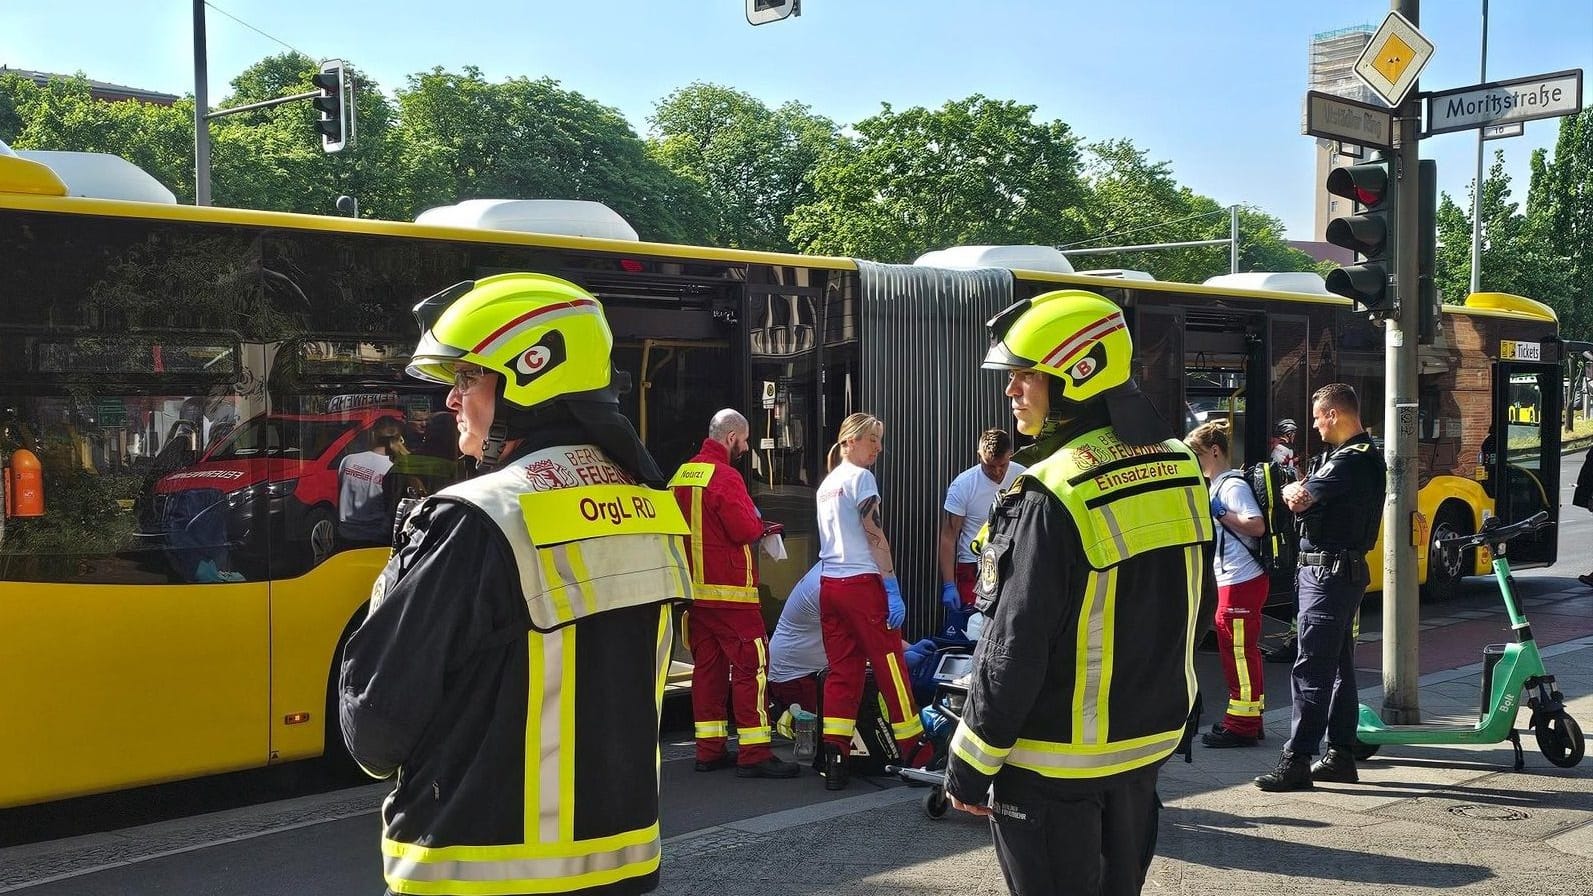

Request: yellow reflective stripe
left=880, top=650, right=914, bottom=723
left=690, top=583, right=760, bottom=603
left=737, top=727, right=772, bottom=746
left=665, top=536, right=694, bottom=601
left=689, top=487, right=705, bottom=583
left=536, top=629, right=564, bottom=843
left=695, top=721, right=729, bottom=739
left=742, top=543, right=755, bottom=588
left=753, top=637, right=770, bottom=730
left=536, top=550, right=577, bottom=624
left=949, top=721, right=1011, bottom=776
left=558, top=628, right=577, bottom=843
left=1227, top=699, right=1265, bottom=717
left=892, top=716, right=925, bottom=741
left=822, top=716, right=856, bottom=738
left=654, top=608, right=671, bottom=781
left=1072, top=569, right=1111, bottom=744
left=1232, top=614, right=1256, bottom=704
left=1006, top=727, right=1185, bottom=778
left=562, top=543, right=597, bottom=619
left=383, top=824, right=660, bottom=895
left=1097, top=567, right=1117, bottom=742
left=1184, top=545, right=1202, bottom=712
left=668, top=462, right=715, bottom=489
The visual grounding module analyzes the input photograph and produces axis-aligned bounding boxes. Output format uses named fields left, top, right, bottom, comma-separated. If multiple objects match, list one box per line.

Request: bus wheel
left=1422, top=506, right=1470, bottom=603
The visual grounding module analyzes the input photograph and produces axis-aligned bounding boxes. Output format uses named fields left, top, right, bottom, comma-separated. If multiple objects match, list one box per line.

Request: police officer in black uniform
left=1255, top=383, right=1385, bottom=791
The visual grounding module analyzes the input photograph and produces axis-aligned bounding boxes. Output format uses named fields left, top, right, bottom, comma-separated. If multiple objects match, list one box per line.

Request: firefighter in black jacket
left=339, top=273, right=692, bottom=896
left=945, top=290, right=1216, bottom=896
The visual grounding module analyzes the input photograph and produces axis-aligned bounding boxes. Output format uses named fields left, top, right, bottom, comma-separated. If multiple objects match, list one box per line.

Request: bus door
left=1490, top=361, right=1561, bottom=567
left=1181, top=307, right=1267, bottom=465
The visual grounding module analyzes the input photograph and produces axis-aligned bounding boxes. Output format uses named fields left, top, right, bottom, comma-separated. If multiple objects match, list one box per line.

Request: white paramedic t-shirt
left=943, top=462, right=1026, bottom=564
left=1212, top=472, right=1265, bottom=587
left=816, top=461, right=881, bottom=577
left=768, top=564, right=825, bottom=683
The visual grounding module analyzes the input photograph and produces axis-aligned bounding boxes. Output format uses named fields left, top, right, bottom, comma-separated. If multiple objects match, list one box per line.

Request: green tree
left=394, top=67, right=713, bottom=242
left=1435, top=152, right=1573, bottom=329
left=1526, top=107, right=1593, bottom=339
left=788, top=95, right=1089, bottom=263
left=1070, top=139, right=1312, bottom=282
left=648, top=82, right=840, bottom=251
left=4, top=74, right=195, bottom=200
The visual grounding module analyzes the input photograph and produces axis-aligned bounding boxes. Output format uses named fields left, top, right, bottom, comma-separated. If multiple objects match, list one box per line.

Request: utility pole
left=1469, top=0, right=1489, bottom=295
left=193, top=0, right=211, bottom=207
left=1383, top=0, right=1423, bottom=725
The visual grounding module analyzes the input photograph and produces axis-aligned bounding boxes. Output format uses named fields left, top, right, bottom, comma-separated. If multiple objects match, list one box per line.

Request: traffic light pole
left=1382, top=0, right=1423, bottom=725
left=193, top=0, right=210, bottom=207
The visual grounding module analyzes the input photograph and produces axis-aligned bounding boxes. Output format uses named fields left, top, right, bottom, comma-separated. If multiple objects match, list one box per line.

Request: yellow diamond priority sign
left=1355, top=10, right=1434, bottom=108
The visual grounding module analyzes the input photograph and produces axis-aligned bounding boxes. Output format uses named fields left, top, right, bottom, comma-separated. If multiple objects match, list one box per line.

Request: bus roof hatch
left=13, top=150, right=175, bottom=203
left=912, top=245, right=1075, bottom=274
left=415, top=199, right=639, bottom=241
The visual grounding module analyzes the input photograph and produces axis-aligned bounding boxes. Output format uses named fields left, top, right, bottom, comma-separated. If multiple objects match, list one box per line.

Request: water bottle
left=790, top=703, right=818, bottom=761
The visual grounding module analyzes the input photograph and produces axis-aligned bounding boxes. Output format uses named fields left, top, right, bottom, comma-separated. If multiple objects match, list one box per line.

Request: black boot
left=1253, top=750, right=1314, bottom=792
left=1310, top=747, right=1359, bottom=783
left=820, top=744, right=849, bottom=791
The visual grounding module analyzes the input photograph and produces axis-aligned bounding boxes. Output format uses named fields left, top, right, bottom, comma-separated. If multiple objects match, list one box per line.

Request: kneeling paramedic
left=339, top=273, right=692, bottom=896
left=945, top=290, right=1215, bottom=896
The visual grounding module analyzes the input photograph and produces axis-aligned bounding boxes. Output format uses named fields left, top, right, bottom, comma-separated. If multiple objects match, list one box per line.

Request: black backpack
left=1216, top=462, right=1297, bottom=580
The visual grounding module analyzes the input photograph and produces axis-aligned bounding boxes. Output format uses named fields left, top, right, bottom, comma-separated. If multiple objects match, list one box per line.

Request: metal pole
left=1230, top=205, right=1239, bottom=273
left=193, top=0, right=211, bottom=207
left=1383, top=0, right=1423, bottom=725
left=1469, top=0, right=1489, bottom=295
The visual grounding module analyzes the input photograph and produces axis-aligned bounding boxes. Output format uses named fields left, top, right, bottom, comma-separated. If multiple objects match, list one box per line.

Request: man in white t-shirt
left=938, top=428, right=1025, bottom=617
left=337, top=419, right=402, bottom=545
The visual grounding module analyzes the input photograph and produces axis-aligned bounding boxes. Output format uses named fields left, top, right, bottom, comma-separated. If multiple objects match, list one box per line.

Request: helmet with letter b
left=983, top=289, right=1171, bottom=445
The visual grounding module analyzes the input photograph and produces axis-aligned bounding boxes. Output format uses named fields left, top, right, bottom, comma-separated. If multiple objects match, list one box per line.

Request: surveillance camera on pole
left=746, top=0, right=799, bottom=26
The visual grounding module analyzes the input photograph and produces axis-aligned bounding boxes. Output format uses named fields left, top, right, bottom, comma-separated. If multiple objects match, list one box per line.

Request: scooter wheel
left=1536, top=712, right=1584, bottom=768
left=923, top=787, right=949, bottom=820
left=1352, top=740, right=1380, bottom=761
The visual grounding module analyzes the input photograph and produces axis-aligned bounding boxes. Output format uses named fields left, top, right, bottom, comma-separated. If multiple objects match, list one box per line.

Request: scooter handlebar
left=1435, top=510, right=1552, bottom=552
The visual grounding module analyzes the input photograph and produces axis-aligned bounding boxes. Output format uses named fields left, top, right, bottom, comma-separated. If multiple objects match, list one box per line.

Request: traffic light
left=1417, top=160, right=1438, bottom=344
left=312, top=60, right=350, bottom=153
left=1324, top=157, right=1397, bottom=317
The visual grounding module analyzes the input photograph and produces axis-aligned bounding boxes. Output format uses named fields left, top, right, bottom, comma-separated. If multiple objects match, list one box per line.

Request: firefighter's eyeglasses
left=452, top=366, right=488, bottom=393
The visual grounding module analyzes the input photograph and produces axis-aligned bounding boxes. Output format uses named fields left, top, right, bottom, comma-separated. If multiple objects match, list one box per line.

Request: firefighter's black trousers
left=988, top=766, right=1160, bottom=896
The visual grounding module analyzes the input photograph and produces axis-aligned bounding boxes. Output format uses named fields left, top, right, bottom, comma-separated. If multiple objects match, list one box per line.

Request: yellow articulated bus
left=0, top=150, right=1562, bottom=808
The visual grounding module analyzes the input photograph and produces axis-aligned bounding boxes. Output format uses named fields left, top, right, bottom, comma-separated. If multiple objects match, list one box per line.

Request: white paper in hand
left=762, top=533, right=787, bottom=560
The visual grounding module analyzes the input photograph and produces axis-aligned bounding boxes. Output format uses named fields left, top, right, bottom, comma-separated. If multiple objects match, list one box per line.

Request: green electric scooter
left=1354, top=510, right=1585, bottom=770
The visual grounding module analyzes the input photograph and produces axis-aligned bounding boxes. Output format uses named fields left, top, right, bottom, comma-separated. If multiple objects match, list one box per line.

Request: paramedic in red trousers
left=945, top=290, right=1215, bottom=896
left=1186, top=420, right=1268, bottom=748
left=815, top=412, right=923, bottom=790
left=938, top=428, right=1025, bottom=628
left=671, top=410, right=800, bottom=778
left=339, top=273, right=692, bottom=896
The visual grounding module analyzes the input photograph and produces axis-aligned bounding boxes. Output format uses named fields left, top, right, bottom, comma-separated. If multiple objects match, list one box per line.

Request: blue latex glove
left=1209, top=492, right=1229, bottom=519
left=940, top=581, right=962, bottom=610
left=884, top=576, right=906, bottom=629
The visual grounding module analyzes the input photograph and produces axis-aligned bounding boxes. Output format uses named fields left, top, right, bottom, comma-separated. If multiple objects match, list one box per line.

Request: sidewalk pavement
left=656, top=636, right=1593, bottom=895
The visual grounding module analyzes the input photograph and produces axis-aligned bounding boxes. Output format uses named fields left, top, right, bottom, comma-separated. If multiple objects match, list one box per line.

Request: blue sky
left=2, top=1, right=1589, bottom=244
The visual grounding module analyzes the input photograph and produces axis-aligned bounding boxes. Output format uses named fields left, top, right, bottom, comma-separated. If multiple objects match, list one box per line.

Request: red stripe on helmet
left=1042, top=313, right=1125, bottom=369
left=471, top=298, right=598, bottom=354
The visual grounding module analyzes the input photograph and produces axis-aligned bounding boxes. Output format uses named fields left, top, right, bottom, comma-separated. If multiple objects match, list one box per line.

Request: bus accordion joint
left=3, top=448, right=44, bottom=517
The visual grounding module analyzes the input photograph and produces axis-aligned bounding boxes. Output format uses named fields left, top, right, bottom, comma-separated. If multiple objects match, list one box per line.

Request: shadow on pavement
left=1158, top=806, right=1493, bottom=887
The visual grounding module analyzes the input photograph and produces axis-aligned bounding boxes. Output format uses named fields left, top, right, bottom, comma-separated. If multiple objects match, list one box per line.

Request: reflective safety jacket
left=668, top=438, right=766, bottom=609
left=945, top=421, right=1215, bottom=799
left=340, top=441, right=692, bottom=896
